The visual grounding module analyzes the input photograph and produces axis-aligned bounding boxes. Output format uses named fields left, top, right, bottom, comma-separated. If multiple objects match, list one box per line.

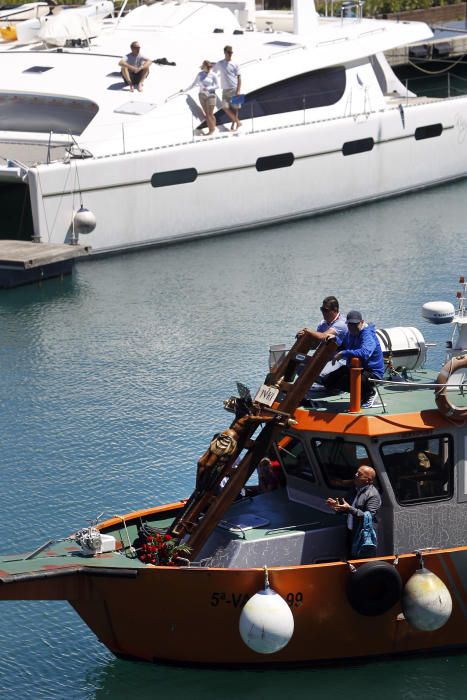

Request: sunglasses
left=320, top=306, right=332, bottom=313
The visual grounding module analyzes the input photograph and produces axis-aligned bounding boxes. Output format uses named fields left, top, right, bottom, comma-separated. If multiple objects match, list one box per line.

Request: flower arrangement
left=139, top=531, right=191, bottom=566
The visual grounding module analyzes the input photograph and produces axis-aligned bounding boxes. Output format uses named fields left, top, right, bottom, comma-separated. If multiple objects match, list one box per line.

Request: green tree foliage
left=313, top=0, right=455, bottom=14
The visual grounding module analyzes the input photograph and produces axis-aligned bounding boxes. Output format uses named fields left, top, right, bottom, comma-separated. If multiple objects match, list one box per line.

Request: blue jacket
left=351, top=511, right=377, bottom=557
left=338, top=324, right=384, bottom=377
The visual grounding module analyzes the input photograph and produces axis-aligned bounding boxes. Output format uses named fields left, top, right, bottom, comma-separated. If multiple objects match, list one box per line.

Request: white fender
left=239, top=585, right=294, bottom=654
left=73, top=206, right=96, bottom=235
left=402, top=567, right=452, bottom=631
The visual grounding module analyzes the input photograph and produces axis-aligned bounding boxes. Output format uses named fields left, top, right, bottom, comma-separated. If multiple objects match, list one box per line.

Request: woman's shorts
left=199, top=92, right=216, bottom=109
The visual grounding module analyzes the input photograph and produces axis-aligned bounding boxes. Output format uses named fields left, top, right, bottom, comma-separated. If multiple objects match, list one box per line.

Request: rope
left=407, top=52, right=467, bottom=75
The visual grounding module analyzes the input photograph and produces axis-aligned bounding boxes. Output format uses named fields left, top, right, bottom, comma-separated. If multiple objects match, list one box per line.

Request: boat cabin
left=193, top=297, right=467, bottom=570
left=196, top=395, right=461, bottom=567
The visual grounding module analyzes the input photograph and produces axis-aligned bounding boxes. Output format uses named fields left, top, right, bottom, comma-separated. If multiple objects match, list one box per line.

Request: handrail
left=370, top=379, right=467, bottom=389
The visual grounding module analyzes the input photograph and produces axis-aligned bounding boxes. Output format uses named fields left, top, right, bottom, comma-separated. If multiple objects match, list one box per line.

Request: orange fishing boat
left=1, top=279, right=467, bottom=665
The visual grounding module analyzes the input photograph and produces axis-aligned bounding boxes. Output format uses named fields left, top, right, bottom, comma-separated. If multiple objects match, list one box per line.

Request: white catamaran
left=0, top=0, right=465, bottom=255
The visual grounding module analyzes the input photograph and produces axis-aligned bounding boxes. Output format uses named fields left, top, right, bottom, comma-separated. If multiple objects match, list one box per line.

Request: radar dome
left=421, top=301, right=455, bottom=325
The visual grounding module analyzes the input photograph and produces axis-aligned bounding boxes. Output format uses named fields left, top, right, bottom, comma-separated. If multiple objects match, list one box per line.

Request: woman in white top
left=184, top=60, right=219, bottom=135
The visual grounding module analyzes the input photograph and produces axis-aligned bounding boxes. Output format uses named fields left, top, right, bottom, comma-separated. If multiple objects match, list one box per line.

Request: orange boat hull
left=3, top=548, right=467, bottom=664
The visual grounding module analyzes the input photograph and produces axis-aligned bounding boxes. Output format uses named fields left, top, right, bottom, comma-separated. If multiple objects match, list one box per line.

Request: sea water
left=0, top=180, right=467, bottom=698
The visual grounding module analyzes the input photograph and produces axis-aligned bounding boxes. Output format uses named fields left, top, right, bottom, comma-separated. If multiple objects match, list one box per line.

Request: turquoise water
left=0, top=180, right=467, bottom=698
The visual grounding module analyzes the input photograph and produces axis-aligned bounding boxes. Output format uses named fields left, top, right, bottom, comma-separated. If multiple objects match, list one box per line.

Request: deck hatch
left=342, top=137, right=375, bottom=156
left=151, top=168, right=198, bottom=187
left=264, top=40, right=299, bottom=47
left=22, top=66, right=53, bottom=74
left=256, top=152, right=295, bottom=172
left=414, top=123, right=443, bottom=141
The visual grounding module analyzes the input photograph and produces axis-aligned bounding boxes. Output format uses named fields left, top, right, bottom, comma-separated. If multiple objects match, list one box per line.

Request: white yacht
left=0, top=0, right=464, bottom=255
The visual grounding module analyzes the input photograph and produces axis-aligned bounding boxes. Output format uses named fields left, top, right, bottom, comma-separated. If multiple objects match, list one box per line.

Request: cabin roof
left=293, top=369, right=459, bottom=437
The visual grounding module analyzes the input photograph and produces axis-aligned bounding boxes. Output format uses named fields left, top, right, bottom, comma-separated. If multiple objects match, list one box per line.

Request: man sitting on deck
left=321, top=310, right=384, bottom=408
left=119, top=41, right=151, bottom=93
left=297, top=295, right=348, bottom=346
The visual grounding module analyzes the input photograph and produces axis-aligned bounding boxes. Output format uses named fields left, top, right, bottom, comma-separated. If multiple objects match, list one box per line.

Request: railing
left=3, top=69, right=464, bottom=165
left=323, top=0, right=365, bottom=21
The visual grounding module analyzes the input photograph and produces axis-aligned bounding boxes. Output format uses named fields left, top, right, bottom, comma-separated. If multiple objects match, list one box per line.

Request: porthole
left=342, top=138, right=374, bottom=156
left=414, top=124, right=443, bottom=140
left=151, top=168, right=198, bottom=187
left=256, top=152, right=295, bottom=172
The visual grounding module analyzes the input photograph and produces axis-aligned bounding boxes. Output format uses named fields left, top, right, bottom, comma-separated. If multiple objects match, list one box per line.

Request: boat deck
left=299, top=368, right=460, bottom=416
left=0, top=537, right=146, bottom=579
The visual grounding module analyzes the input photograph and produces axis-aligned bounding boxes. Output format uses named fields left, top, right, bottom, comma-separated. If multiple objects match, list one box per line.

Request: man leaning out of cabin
left=321, top=309, right=384, bottom=408
left=119, top=41, right=152, bottom=93
left=327, top=465, right=382, bottom=555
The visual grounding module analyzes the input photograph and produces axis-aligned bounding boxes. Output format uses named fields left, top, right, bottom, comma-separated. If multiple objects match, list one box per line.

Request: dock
left=386, top=25, right=467, bottom=67
left=0, top=240, right=90, bottom=289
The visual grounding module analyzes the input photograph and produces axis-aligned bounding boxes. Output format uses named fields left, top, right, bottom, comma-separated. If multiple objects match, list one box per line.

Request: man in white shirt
left=214, top=45, right=242, bottom=130
left=119, top=41, right=152, bottom=93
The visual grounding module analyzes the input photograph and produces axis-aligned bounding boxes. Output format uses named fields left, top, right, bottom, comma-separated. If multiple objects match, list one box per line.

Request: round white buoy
left=239, top=585, right=294, bottom=654
left=421, top=301, right=455, bottom=325
left=73, top=206, right=96, bottom=235
left=402, top=567, right=452, bottom=631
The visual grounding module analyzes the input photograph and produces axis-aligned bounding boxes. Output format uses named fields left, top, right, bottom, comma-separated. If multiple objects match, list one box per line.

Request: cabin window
left=342, top=138, right=374, bottom=156
left=380, top=435, right=453, bottom=505
left=151, top=168, right=198, bottom=187
left=414, top=124, right=443, bottom=141
left=215, top=66, right=345, bottom=125
left=0, top=93, right=98, bottom=135
left=256, top=152, right=295, bottom=172
left=311, top=438, right=371, bottom=487
left=274, top=435, right=315, bottom=482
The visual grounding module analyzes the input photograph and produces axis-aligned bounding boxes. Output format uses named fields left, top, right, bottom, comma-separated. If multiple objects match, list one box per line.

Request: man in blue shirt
left=321, top=310, right=384, bottom=408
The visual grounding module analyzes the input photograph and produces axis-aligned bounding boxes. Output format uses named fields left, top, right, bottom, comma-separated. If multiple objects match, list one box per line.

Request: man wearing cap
left=321, top=310, right=384, bottom=408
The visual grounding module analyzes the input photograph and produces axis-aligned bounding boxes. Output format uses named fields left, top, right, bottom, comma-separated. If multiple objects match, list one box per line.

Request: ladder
left=168, top=331, right=339, bottom=560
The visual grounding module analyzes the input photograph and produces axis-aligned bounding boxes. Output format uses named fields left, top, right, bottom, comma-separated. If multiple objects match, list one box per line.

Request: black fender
left=347, top=560, right=402, bottom=616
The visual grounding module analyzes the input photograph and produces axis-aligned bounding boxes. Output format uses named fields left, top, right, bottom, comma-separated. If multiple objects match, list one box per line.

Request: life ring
left=435, top=355, right=467, bottom=420
left=347, top=561, right=402, bottom=616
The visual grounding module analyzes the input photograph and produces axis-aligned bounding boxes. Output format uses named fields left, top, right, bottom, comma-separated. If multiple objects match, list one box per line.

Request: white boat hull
left=27, top=96, right=467, bottom=254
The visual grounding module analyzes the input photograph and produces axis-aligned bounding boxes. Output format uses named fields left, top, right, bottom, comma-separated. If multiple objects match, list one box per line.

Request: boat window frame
left=214, top=65, right=346, bottom=126
left=272, top=432, right=316, bottom=483
left=379, top=433, right=454, bottom=506
left=414, top=123, right=443, bottom=141
left=310, top=436, right=373, bottom=489
left=151, top=168, right=198, bottom=188
left=0, top=93, right=99, bottom=136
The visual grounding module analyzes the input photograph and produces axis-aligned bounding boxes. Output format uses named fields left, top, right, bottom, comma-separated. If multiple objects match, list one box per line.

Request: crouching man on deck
left=119, top=41, right=151, bottom=93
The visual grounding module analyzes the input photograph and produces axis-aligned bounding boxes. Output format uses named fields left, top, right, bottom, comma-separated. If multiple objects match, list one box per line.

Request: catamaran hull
left=20, top=95, right=467, bottom=256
